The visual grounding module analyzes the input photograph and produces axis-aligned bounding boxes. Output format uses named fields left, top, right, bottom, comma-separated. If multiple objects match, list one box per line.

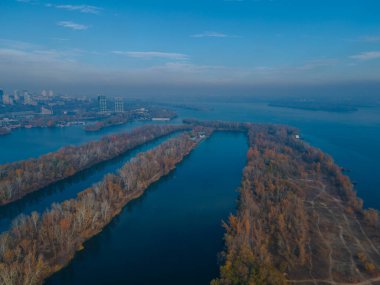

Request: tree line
left=0, top=129, right=209, bottom=285
left=0, top=124, right=188, bottom=206
left=210, top=122, right=380, bottom=284
left=211, top=124, right=306, bottom=284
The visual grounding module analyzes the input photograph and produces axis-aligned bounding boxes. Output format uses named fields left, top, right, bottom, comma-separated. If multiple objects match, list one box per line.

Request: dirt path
left=287, top=177, right=380, bottom=284
left=288, top=276, right=380, bottom=285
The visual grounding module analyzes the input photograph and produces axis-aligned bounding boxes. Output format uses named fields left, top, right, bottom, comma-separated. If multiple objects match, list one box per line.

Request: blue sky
left=1, top=0, right=380, bottom=93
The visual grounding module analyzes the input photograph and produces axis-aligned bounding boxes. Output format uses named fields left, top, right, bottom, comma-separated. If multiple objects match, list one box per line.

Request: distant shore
left=268, top=102, right=359, bottom=113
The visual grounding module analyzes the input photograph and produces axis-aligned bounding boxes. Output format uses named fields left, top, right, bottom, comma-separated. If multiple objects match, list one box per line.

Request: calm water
left=46, top=132, right=248, bottom=285
left=0, top=102, right=379, bottom=284
left=171, top=102, right=380, bottom=209
left=0, top=120, right=176, bottom=164
left=0, top=133, right=180, bottom=232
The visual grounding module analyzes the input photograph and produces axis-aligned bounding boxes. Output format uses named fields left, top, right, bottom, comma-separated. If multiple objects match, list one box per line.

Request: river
left=171, top=102, right=380, bottom=209
left=0, top=101, right=379, bottom=284
left=46, top=131, right=248, bottom=285
left=0, top=132, right=180, bottom=232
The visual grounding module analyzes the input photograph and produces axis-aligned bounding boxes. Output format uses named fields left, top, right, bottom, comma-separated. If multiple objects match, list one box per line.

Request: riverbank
left=0, top=125, right=187, bottom=206
left=46, top=131, right=248, bottom=285
left=203, top=121, right=380, bottom=284
left=0, top=127, right=10, bottom=136
left=0, top=130, right=207, bottom=284
left=0, top=132, right=182, bottom=233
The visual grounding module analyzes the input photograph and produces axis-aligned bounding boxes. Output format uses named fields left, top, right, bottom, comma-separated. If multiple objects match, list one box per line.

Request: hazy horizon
left=1, top=0, right=380, bottom=97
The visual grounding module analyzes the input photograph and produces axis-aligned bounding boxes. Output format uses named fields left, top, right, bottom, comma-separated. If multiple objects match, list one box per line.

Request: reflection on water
left=0, top=121, right=178, bottom=164
left=172, top=102, right=380, bottom=209
left=0, top=133, right=180, bottom=232
left=1, top=102, right=380, bottom=284
left=46, top=132, right=248, bottom=285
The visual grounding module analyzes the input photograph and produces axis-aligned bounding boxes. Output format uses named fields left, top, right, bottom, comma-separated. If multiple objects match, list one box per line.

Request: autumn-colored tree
left=0, top=124, right=189, bottom=206
left=0, top=129, right=207, bottom=285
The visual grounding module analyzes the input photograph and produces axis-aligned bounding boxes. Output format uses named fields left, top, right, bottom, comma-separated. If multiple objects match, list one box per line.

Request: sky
left=1, top=0, right=380, bottom=96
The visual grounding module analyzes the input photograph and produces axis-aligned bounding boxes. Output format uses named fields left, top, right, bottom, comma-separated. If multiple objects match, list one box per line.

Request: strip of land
left=0, top=128, right=210, bottom=285
left=185, top=120, right=380, bottom=285
left=1, top=119, right=379, bottom=285
left=0, top=124, right=188, bottom=206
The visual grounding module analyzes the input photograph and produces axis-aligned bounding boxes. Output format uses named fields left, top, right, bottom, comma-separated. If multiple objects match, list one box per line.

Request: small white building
left=152, top=118, right=170, bottom=121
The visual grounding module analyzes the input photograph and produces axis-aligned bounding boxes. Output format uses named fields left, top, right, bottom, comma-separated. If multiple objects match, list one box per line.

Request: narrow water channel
left=46, top=131, right=248, bottom=285
left=0, top=133, right=180, bottom=232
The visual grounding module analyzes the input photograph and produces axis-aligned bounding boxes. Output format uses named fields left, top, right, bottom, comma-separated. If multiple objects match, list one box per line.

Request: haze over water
left=1, top=0, right=380, bottom=283
left=1, top=102, right=379, bottom=209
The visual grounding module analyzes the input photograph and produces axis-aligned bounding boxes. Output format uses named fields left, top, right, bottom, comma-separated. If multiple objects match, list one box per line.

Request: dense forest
left=1, top=119, right=379, bottom=285
left=0, top=129, right=209, bottom=285
left=209, top=122, right=380, bottom=284
left=0, top=124, right=188, bottom=206
left=183, top=119, right=250, bottom=132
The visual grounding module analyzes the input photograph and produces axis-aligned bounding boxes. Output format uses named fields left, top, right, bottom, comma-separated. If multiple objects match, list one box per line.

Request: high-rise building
left=98, top=95, right=107, bottom=113
left=13, top=90, right=21, bottom=102
left=2, top=94, right=11, bottom=105
left=23, top=93, right=32, bottom=105
left=0, top=89, right=3, bottom=103
left=41, top=106, right=53, bottom=115
left=114, top=97, right=124, bottom=113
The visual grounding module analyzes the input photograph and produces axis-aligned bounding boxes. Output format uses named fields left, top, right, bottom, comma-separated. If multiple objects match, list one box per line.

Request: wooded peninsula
left=0, top=120, right=379, bottom=285
left=0, top=128, right=210, bottom=284
left=0, top=124, right=188, bottom=206
left=185, top=120, right=380, bottom=285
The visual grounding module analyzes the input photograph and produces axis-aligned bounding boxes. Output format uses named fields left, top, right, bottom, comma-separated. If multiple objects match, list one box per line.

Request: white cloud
left=112, top=51, right=189, bottom=60
left=1, top=38, right=379, bottom=90
left=191, top=31, right=233, bottom=38
left=224, top=0, right=276, bottom=2
left=15, top=0, right=39, bottom=4
left=48, top=4, right=102, bottom=14
left=298, top=59, right=338, bottom=70
left=155, top=62, right=224, bottom=73
left=0, top=38, right=39, bottom=50
left=57, top=21, right=89, bottom=30
left=350, top=51, right=380, bottom=61
left=361, top=36, right=380, bottom=43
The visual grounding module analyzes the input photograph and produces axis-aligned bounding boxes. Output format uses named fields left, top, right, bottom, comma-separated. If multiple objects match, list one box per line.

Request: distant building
left=98, top=95, right=107, bottom=113
left=23, top=93, right=32, bottom=105
left=41, top=106, right=53, bottom=115
left=2, top=94, right=11, bottom=105
left=0, top=89, right=3, bottom=103
left=152, top=118, right=170, bottom=121
left=13, top=90, right=21, bottom=102
left=114, top=97, right=124, bottom=113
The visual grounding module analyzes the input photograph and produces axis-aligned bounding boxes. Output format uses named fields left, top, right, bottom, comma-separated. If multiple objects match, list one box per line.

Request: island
left=0, top=128, right=210, bottom=284
left=0, top=120, right=379, bottom=285
left=268, top=100, right=359, bottom=113
left=184, top=120, right=380, bottom=285
left=84, top=107, right=177, bottom=132
left=0, top=128, right=10, bottom=136
left=0, top=91, right=178, bottom=135
left=0, top=125, right=188, bottom=205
